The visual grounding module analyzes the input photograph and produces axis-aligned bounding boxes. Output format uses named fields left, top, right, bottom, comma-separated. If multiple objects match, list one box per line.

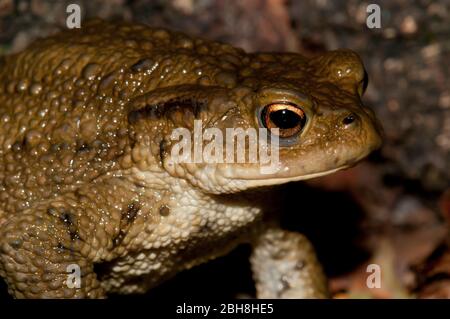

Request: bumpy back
left=0, top=20, right=246, bottom=214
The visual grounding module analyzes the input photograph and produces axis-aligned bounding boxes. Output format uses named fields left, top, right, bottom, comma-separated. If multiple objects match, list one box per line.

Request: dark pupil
left=269, top=109, right=302, bottom=129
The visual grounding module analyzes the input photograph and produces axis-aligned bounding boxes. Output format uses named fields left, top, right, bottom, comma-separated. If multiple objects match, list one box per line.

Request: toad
left=0, top=20, right=382, bottom=298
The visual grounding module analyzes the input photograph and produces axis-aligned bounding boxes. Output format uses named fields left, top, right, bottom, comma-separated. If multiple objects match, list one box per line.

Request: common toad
left=0, top=20, right=382, bottom=298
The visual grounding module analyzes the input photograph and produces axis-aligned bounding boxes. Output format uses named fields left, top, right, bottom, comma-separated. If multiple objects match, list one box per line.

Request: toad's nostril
left=342, top=113, right=357, bottom=125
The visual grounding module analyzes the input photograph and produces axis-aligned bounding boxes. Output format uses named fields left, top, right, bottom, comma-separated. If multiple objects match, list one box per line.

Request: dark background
left=0, top=0, right=449, bottom=298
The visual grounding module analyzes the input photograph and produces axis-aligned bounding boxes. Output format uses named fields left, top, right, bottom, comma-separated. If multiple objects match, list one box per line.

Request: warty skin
left=0, top=20, right=381, bottom=298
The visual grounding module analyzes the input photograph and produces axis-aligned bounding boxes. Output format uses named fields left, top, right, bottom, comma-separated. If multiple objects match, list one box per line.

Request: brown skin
left=0, top=21, right=382, bottom=298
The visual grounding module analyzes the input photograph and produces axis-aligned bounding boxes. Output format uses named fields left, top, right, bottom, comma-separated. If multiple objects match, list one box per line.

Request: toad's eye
left=358, top=69, right=369, bottom=96
left=261, top=102, right=307, bottom=138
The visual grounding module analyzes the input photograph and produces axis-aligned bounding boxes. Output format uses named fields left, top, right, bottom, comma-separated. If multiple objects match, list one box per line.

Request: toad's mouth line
left=228, top=165, right=351, bottom=188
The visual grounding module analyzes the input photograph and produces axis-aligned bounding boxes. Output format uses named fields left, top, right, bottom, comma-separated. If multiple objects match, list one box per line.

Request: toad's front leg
left=0, top=178, right=139, bottom=298
left=250, top=226, right=329, bottom=298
